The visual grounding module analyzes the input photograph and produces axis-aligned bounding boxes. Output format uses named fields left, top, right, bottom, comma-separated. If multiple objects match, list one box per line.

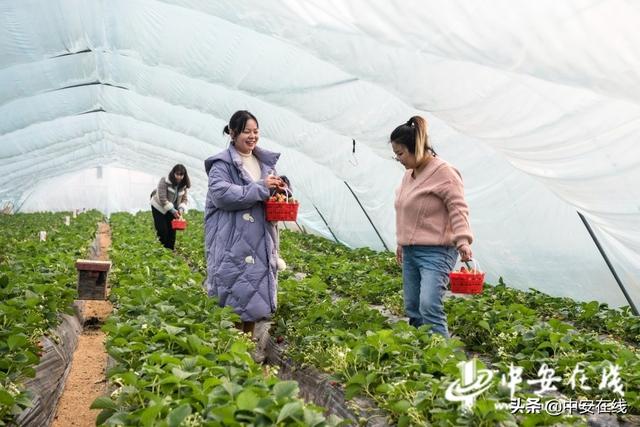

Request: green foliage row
left=168, top=213, right=640, bottom=425
left=277, top=231, right=640, bottom=420
left=280, top=230, right=640, bottom=345
left=175, top=216, right=580, bottom=425
left=174, top=210, right=207, bottom=274
left=0, top=210, right=103, bottom=425
left=471, top=283, right=640, bottom=346
left=97, top=212, right=341, bottom=426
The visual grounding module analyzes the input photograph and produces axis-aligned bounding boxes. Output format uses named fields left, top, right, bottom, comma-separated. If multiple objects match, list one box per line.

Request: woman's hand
left=264, top=175, right=281, bottom=189
left=458, top=244, right=472, bottom=262
left=396, top=245, right=403, bottom=265
left=173, top=210, right=182, bottom=219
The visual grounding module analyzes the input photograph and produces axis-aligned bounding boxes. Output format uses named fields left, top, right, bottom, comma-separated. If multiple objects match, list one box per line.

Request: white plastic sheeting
left=1, top=0, right=639, bottom=308
left=20, top=165, right=160, bottom=215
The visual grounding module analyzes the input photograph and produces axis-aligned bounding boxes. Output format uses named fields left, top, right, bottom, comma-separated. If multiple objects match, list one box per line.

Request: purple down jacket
left=204, top=145, right=280, bottom=321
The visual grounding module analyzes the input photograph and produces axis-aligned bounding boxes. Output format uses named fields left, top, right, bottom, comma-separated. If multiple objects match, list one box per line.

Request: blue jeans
left=402, top=245, right=458, bottom=337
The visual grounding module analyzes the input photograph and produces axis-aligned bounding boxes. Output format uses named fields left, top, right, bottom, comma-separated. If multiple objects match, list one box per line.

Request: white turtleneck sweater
left=238, top=151, right=262, bottom=182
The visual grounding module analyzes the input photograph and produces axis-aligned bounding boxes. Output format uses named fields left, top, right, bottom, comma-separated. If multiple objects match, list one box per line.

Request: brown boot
left=243, top=321, right=256, bottom=338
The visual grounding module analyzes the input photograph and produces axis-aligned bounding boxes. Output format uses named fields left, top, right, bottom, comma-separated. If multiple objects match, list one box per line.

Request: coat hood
left=204, top=144, right=280, bottom=174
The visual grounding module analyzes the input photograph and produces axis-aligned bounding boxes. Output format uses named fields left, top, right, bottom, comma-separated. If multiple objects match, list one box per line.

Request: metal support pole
left=578, top=212, right=638, bottom=315
left=312, top=204, right=339, bottom=244
left=295, top=221, right=307, bottom=234
left=343, top=181, right=389, bottom=251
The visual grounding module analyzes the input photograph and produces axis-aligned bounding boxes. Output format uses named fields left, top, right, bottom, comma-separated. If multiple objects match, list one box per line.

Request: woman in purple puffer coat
left=204, top=110, right=287, bottom=336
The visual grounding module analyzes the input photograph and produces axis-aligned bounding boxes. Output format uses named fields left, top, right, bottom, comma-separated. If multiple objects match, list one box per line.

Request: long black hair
left=168, top=164, right=191, bottom=189
left=223, top=110, right=259, bottom=143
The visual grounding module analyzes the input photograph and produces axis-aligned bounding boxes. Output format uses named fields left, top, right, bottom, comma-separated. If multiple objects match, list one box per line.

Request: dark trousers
left=152, top=206, right=176, bottom=250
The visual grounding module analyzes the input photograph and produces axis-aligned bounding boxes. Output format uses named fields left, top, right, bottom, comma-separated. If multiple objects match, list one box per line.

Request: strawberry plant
left=0, top=211, right=104, bottom=424
left=175, top=212, right=639, bottom=425
left=97, top=213, right=342, bottom=426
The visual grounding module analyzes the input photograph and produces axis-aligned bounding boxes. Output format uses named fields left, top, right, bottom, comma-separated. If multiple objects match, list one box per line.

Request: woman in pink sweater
left=391, top=116, right=474, bottom=338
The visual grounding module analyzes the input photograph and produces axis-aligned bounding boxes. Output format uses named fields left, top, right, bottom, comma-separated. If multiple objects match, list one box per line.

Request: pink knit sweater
left=394, top=156, right=473, bottom=248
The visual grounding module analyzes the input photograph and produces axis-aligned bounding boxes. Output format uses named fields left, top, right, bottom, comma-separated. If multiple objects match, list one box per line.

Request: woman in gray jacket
left=150, top=164, right=190, bottom=250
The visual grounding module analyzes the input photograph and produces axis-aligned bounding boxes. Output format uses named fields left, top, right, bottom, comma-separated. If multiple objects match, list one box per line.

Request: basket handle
left=462, top=258, right=481, bottom=272
left=270, top=186, right=293, bottom=202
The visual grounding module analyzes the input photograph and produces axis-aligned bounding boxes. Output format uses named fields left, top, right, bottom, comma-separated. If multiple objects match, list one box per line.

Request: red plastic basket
left=449, top=259, right=485, bottom=294
left=265, top=200, right=299, bottom=222
left=265, top=189, right=299, bottom=222
left=171, top=218, right=187, bottom=230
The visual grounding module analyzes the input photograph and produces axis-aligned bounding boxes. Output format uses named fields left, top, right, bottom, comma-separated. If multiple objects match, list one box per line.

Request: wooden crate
left=75, top=259, right=111, bottom=300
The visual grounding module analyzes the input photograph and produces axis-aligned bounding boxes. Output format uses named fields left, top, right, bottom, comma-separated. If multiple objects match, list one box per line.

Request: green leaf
left=536, top=341, right=552, bottom=350
left=230, top=340, right=248, bottom=354
left=398, top=415, right=411, bottom=427
left=277, top=401, right=303, bottom=423
left=234, top=409, right=256, bottom=423
left=164, top=325, right=185, bottom=336
left=95, top=409, right=115, bottom=426
left=0, top=275, right=9, bottom=288
left=478, top=320, right=491, bottom=331
left=8, top=333, right=28, bottom=350
left=104, top=411, right=129, bottom=425
left=171, top=367, right=195, bottom=380
left=365, top=372, right=378, bottom=386
left=209, top=403, right=235, bottom=423
left=159, top=375, right=180, bottom=385
left=203, top=377, right=222, bottom=391
left=237, top=389, right=259, bottom=411
left=346, top=372, right=366, bottom=385
left=375, top=383, right=391, bottom=394
left=302, top=407, right=326, bottom=426
left=118, top=371, right=139, bottom=385
left=187, top=334, right=204, bottom=351
left=273, top=381, right=299, bottom=400
left=90, top=396, right=118, bottom=410
left=344, top=384, right=361, bottom=400
left=392, top=400, right=412, bottom=413
left=140, top=404, right=163, bottom=427
left=15, top=391, right=33, bottom=408
left=167, top=404, right=191, bottom=427
left=0, top=389, right=15, bottom=405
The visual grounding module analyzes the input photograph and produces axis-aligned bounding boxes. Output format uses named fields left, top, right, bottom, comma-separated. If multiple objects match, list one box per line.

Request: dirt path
left=52, top=222, right=112, bottom=427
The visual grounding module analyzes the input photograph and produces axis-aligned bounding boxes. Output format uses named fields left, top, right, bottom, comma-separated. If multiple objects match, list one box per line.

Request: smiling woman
left=203, top=110, right=289, bottom=341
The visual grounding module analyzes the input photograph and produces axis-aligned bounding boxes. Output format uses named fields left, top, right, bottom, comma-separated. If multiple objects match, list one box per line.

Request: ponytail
left=390, top=115, right=434, bottom=166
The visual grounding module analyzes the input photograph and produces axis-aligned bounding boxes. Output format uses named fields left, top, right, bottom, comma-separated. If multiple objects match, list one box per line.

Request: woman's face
left=173, top=170, right=184, bottom=183
left=391, top=141, right=417, bottom=170
left=232, top=119, right=259, bottom=154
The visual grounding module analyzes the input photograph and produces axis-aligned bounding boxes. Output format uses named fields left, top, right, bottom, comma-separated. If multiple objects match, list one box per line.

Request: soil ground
left=52, top=222, right=112, bottom=427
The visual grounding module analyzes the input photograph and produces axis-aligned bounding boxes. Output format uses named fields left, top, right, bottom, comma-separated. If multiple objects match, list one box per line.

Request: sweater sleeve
left=208, top=160, right=270, bottom=211
left=157, top=178, right=174, bottom=211
left=178, top=189, right=188, bottom=211
left=437, top=167, right=473, bottom=247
